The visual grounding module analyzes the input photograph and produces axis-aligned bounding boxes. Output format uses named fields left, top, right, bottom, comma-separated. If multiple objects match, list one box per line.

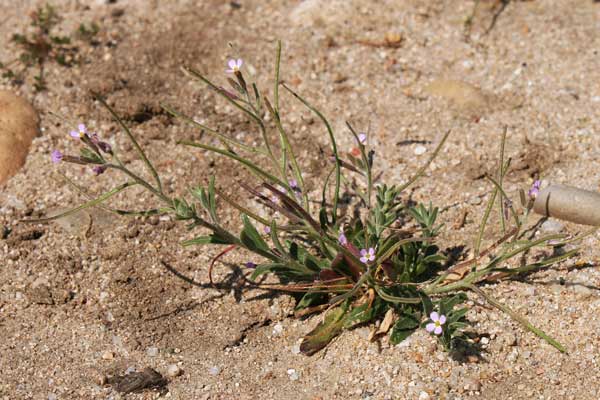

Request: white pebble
left=418, top=391, right=431, bottom=400
left=209, top=366, right=221, bottom=376
left=272, top=323, right=284, bottom=336
left=146, top=347, right=159, bottom=357
left=287, top=368, right=300, bottom=381
left=414, top=145, right=427, bottom=155
left=166, top=364, right=183, bottom=377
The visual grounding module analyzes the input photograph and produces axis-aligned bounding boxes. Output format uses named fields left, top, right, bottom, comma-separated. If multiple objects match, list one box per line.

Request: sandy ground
left=1, top=0, right=600, bottom=399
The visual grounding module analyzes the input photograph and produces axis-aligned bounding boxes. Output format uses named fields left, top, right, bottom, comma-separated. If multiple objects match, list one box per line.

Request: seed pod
left=533, top=184, right=600, bottom=226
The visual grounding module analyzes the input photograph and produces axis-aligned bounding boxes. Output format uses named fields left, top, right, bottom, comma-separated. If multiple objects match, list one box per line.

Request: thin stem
left=469, top=285, right=565, bottom=352
left=282, top=83, right=341, bottom=223
left=182, top=66, right=280, bottom=172
left=397, top=129, right=451, bottom=193
left=93, top=93, right=163, bottom=193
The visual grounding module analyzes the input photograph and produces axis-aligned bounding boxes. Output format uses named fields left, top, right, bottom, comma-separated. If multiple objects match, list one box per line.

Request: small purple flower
left=90, top=133, right=112, bottom=154
left=70, top=123, right=88, bottom=139
left=425, top=312, right=446, bottom=335
left=289, top=179, right=298, bottom=189
left=226, top=58, right=243, bottom=74
left=357, top=133, right=367, bottom=145
left=528, top=180, right=541, bottom=199
left=263, top=226, right=271, bottom=234
left=92, top=165, right=107, bottom=176
left=51, top=150, right=63, bottom=164
left=245, top=262, right=257, bottom=269
left=338, top=232, right=348, bottom=246
left=359, top=247, right=376, bottom=264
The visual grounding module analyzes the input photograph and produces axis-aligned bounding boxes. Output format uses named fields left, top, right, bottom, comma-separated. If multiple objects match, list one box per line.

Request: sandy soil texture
left=1, top=0, right=600, bottom=399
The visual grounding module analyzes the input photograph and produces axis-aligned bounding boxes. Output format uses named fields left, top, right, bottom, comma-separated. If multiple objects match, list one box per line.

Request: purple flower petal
left=438, top=315, right=446, bottom=325
left=51, top=150, right=63, bottom=164
left=360, top=249, right=367, bottom=256
left=78, top=123, right=87, bottom=133
left=358, top=133, right=367, bottom=144
left=245, top=262, right=257, bottom=269
left=264, top=226, right=271, bottom=234
left=425, top=322, right=435, bottom=333
left=434, top=325, right=443, bottom=335
left=338, top=232, right=348, bottom=246
left=70, top=130, right=80, bottom=138
left=430, top=312, right=439, bottom=322
left=360, top=256, right=368, bottom=264
left=236, top=59, right=243, bottom=68
left=228, top=59, right=237, bottom=70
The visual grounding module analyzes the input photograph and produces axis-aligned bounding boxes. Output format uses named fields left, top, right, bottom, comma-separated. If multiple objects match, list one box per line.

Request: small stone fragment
left=109, top=367, right=167, bottom=394
left=166, top=364, right=182, bottom=377
left=209, top=366, right=221, bottom=376
left=146, top=347, right=159, bottom=357
left=414, top=145, right=427, bottom=155
left=287, top=368, right=299, bottom=381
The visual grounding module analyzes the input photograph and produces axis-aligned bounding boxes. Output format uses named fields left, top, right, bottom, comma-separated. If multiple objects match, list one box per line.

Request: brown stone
left=0, top=91, right=40, bottom=185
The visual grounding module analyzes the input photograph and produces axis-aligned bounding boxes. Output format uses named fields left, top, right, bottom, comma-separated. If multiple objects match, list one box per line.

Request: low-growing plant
left=30, top=42, right=582, bottom=355
left=0, top=3, right=98, bottom=91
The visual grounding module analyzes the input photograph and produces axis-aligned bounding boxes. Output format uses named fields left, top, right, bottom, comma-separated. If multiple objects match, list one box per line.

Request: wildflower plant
left=29, top=42, right=583, bottom=356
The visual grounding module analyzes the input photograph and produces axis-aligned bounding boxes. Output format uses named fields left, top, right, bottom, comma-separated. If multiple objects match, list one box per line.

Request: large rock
left=0, top=91, right=40, bottom=185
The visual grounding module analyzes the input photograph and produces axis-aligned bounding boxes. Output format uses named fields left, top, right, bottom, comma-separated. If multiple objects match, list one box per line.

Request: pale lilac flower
left=528, top=180, right=541, bottom=199
left=263, top=226, right=271, bottom=234
left=92, top=165, right=107, bottom=176
left=359, top=247, right=376, bottom=264
left=226, top=58, right=243, bottom=74
left=70, top=123, right=88, bottom=139
left=357, top=133, right=367, bottom=145
left=289, top=179, right=298, bottom=190
left=51, top=150, right=63, bottom=164
left=425, top=312, right=446, bottom=335
left=338, top=232, right=348, bottom=246
left=245, top=262, right=257, bottom=269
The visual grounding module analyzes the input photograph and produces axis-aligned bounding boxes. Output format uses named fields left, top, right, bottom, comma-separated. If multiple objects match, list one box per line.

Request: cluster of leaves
left=0, top=3, right=99, bottom=91
left=34, top=41, right=583, bottom=356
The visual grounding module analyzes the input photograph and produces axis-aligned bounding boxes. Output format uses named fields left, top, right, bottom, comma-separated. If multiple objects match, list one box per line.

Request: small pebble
left=102, top=351, right=114, bottom=360
left=418, top=391, right=430, bottom=400
left=414, top=145, right=427, bottom=155
left=480, top=337, right=490, bottom=345
left=540, top=219, right=564, bottom=233
left=146, top=347, right=159, bottom=357
left=272, top=323, right=283, bottom=336
left=166, top=364, right=183, bottom=377
left=209, top=366, right=221, bottom=376
left=287, top=368, right=299, bottom=381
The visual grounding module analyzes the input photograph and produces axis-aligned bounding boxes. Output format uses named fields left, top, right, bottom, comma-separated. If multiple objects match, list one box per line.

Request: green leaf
left=240, top=214, right=269, bottom=252
left=343, top=298, right=387, bottom=329
left=249, top=263, right=287, bottom=280
left=181, top=234, right=231, bottom=247
left=390, top=312, right=420, bottom=345
left=296, top=291, right=327, bottom=311
left=300, top=305, right=347, bottom=355
left=439, top=293, right=468, bottom=316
